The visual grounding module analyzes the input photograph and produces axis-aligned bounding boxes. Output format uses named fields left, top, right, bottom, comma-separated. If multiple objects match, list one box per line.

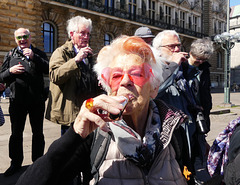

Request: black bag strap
left=90, top=128, right=112, bottom=185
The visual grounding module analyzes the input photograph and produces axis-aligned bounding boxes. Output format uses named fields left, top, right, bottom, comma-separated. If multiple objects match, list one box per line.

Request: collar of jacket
left=62, top=40, right=76, bottom=58
left=198, top=61, right=211, bottom=70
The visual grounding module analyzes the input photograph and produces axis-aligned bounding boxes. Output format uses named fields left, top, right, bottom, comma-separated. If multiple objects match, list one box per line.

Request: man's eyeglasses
left=75, top=31, right=90, bottom=38
left=16, top=35, right=29, bottom=40
left=160, top=43, right=182, bottom=51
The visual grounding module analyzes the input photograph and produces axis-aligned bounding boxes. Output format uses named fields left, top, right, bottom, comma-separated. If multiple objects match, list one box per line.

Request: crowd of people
left=0, top=15, right=238, bottom=185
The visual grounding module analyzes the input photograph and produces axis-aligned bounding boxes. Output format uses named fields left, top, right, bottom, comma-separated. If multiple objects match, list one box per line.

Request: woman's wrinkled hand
left=73, top=94, right=126, bottom=138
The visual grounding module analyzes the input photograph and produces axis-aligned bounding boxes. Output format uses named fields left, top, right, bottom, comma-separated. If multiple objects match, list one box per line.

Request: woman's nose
left=120, top=73, right=133, bottom=86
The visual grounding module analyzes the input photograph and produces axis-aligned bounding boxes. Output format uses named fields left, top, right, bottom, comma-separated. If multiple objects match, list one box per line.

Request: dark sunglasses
left=16, top=34, right=29, bottom=40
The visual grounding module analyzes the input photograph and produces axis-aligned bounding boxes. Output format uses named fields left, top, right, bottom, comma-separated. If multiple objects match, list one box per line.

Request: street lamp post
left=214, top=32, right=240, bottom=104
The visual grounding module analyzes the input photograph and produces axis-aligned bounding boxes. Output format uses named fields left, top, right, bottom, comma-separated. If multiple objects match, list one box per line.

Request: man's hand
left=9, top=63, right=25, bottom=74
left=23, top=48, right=34, bottom=59
left=170, top=52, right=189, bottom=65
left=75, top=46, right=93, bottom=63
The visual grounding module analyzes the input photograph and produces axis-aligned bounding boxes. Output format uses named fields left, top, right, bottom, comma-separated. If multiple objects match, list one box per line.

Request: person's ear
left=70, top=31, right=74, bottom=38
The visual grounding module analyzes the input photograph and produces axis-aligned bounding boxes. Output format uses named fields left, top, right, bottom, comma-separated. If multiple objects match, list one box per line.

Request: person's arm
left=49, top=47, right=79, bottom=85
left=16, top=125, right=93, bottom=185
left=0, top=51, right=15, bottom=83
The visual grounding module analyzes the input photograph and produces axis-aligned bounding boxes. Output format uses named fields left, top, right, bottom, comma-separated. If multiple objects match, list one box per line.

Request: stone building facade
left=0, top=0, right=227, bottom=87
left=230, top=5, right=240, bottom=87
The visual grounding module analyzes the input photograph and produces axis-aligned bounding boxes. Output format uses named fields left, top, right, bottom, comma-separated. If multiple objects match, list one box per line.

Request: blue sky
left=230, top=0, right=240, bottom=7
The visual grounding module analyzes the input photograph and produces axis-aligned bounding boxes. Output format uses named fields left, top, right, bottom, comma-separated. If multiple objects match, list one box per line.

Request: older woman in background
left=16, top=36, right=187, bottom=185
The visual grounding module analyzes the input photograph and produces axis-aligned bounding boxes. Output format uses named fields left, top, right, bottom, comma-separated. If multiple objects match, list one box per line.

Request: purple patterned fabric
left=207, top=116, right=240, bottom=176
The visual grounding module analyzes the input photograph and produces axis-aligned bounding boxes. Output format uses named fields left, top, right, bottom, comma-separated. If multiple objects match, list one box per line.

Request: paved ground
left=0, top=92, right=240, bottom=184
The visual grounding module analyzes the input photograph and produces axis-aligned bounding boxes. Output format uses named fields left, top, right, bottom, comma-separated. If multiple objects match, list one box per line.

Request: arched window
left=41, top=22, right=56, bottom=53
left=104, top=33, right=113, bottom=46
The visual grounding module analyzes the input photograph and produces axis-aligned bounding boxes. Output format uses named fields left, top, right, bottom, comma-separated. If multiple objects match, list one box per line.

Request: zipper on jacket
left=140, top=168, right=150, bottom=185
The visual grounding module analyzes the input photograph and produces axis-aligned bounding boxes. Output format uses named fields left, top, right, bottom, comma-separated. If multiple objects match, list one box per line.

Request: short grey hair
left=66, top=16, right=92, bottom=38
left=190, top=38, right=214, bottom=59
left=14, top=28, right=30, bottom=37
left=152, top=30, right=180, bottom=52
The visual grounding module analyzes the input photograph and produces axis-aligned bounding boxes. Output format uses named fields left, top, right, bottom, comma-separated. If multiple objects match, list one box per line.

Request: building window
left=104, top=33, right=113, bottom=46
left=129, top=0, right=137, bottom=20
left=217, top=75, right=221, bottom=87
left=75, top=0, right=88, bottom=8
left=41, top=22, right=55, bottom=53
left=142, top=0, right=146, bottom=16
left=217, top=51, right=222, bottom=68
left=149, top=0, right=155, bottom=22
left=193, top=16, right=197, bottom=31
left=159, top=6, right=164, bottom=21
left=180, top=11, right=185, bottom=28
left=175, top=12, right=178, bottom=25
left=105, top=0, right=115, bottom=14
left=105, top=0, right=115, bottom=8
left=120, top=0, right=125, bottom=9
left=214, top=21, right=217, bottom=34
left=218, top=21, right=222, bottom=34
left=188, top=16, right=192, bottom=29
left=165, top=6, right=171, bottom=24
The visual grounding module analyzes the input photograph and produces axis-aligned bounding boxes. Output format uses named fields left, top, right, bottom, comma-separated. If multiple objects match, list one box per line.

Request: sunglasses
left=101, top=63, right=154, bottom=92
left=16, top=34, right=29, bottom=40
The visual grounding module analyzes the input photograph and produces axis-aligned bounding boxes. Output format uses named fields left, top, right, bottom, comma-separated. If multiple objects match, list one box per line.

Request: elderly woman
left=16, top=36, right=187, bottom=185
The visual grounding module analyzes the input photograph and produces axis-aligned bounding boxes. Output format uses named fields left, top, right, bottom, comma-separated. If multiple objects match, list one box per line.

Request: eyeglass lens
left=16, top=35, right=29, bottom=40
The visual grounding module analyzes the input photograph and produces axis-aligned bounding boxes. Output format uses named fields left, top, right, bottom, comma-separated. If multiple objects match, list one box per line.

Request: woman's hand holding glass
left=73, top=94, right=126, bottom=138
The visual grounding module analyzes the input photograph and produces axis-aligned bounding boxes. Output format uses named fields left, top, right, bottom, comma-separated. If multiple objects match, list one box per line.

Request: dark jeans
left=8, top=99, right=45, bottom=166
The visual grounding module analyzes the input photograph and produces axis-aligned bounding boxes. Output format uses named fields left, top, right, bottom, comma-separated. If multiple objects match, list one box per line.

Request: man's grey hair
left=152, top=30, right=180, bottom=52
left=14, top=28, right=30, bottom=37
left=66, top=16, right=92, bottom=38
left=190, top=38, right=214, bottom=59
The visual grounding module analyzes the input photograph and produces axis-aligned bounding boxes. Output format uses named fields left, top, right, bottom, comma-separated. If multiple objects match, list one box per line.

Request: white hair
left=14, top=28, right=30, bottom=37
left=94, top=35, right=163, bottom=94
left=66, top=16, right=92, bottom=38
left=152, top=30, right=180, bottom=52
left=190, top=38, right=214, bottom=59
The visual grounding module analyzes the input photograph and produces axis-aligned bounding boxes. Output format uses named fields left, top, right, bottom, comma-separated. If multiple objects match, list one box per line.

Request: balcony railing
left=52, top=0, right=207, bottom=38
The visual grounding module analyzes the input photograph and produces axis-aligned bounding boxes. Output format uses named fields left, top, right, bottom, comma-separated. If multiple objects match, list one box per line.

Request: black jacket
left=0, top=46, right=49, bottom=103
left=183, top=61, right=212, bottom=130
left=15, top=100, right=189, bottom=185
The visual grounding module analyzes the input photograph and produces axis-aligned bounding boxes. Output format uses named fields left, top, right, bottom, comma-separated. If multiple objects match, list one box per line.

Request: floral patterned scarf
left=108, top=100, right=163, bottom=169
